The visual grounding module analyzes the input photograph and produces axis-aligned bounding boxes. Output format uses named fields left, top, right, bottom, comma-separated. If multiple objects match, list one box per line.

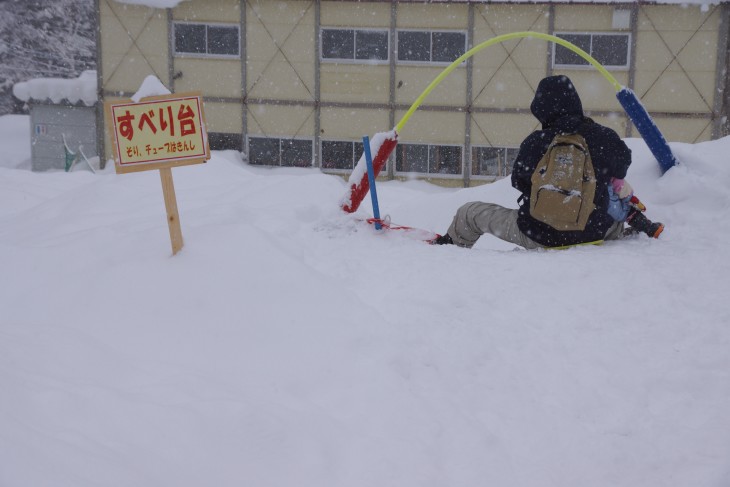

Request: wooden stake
left=159, top=167, right=184, bottom=255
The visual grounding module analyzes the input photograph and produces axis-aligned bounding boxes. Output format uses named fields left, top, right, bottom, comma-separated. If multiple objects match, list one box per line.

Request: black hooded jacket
left=511, top=75, right=632, bottom=247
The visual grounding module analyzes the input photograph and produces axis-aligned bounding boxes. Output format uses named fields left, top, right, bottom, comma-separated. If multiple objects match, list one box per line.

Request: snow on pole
left=341, top=130, right=398, bottom=213
left=616, top=88, right=678, bottom=173
left=362, top=136, right=382, bottom=230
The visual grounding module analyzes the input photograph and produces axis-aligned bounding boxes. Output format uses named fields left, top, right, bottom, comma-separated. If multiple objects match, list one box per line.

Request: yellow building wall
left=393, top=3, right=468, bottom=108
left=471, top=5, right=551, bottom=111
left=98, top=0, right=724, bottom=170
left=475, top=4, right=551, bottom=36
left=245, top=1, right=316, bottom=102
left=319, top=2, right=391, bottom=104
left=634, top=5, right=721, bottom=114
left=395, top=66, right=467, bottom=107
left=471, top=113, right=538, bottom=147
left=246, top=103, right=315, bottom=138
left=397, top=3, right=468, bottom=30
left=554, top=4, right=617, bottom=31
left=553, top=4, right=632, bottom=113
left=171, top=0, right=242, bottom=98
left=174, top=0, right=240, bottom=22
left=100, top=1, right=169, bottom=93
left=320, top=65, right=391, bottom=105
left=174, top=59, right=243, bottom=99
left=471, top=56, right=546, bottom=112
left=320, top=108, right=390, bottom=140
left=101, top=95, right=127, bottom=161
left=321, top=1, right=390, bottom=26
left=551, top=70, right=629, bottom=113
left=203, top=102, right=243, bottom=134
left=396, top=110, right=465, bottom=145
left=649, top=117, right=714, bottom=144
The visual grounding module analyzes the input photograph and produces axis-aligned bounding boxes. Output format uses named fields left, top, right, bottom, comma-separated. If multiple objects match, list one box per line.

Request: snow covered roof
left=13, top=70, right=98, bottom=107
left=454, top=0, right=726, bottom=3
left=114, top=0, right=187, bottom=7
left=113, top=0, right=725, bottom=8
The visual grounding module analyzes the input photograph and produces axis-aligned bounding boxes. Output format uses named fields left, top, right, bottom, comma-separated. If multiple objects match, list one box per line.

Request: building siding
left=31, top=105, right=97, bottom=172
left=98, top=0, right=729, bottom=185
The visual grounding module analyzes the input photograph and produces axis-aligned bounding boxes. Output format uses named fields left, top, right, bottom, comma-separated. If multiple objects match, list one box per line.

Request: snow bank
left=1, top=114, right=729, bottom=487
left=13, top=70, right=97, bottom=106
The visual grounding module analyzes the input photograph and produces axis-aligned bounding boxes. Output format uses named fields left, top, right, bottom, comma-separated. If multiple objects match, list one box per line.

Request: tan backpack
left=529, top=133, right=597, bottom=231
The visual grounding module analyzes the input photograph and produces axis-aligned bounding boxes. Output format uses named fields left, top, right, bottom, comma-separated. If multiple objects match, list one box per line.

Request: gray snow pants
left=446, top=202, right=624, bottom=249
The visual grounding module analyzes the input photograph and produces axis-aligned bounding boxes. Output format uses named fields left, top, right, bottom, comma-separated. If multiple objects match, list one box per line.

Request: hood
left=530, top=75, right=584, bottom=127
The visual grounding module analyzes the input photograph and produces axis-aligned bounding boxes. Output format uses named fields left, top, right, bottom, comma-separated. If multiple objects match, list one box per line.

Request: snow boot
left=627, top=209, right=664, bottom=238
left=430, top=233, right=454, bottom=245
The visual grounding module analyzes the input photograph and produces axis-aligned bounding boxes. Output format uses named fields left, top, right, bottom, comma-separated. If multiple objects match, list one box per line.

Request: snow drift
left=1, top=115, right=729, bottom=486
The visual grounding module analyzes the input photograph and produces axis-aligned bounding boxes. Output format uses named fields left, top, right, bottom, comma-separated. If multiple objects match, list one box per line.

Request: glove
left=607, top=183, right=632, bottom=221
left=629, top=195, right=646, bottom=212
left=611, top=178, right=634, bottom=199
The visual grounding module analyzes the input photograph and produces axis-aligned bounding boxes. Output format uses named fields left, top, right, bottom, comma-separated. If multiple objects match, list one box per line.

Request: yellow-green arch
left=394, top=31, right=623, bottom=133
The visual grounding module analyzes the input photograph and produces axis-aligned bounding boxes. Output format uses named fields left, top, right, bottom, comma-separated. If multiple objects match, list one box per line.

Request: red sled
left=365, top=217, right=440, bottom=243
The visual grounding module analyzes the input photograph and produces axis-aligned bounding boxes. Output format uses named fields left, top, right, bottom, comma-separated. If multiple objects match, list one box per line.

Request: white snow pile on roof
left=114, top=0, right=723, bottom=8
left=459, top=0, right=723, bottom=4
left=13, top=70, right=97, bottom=106
left=114, top=0, right=187, bottom=8
left=131, top=75, right=172, bottom=103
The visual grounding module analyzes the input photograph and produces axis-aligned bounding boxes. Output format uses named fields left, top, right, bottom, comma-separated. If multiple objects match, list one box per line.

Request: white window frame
left=173, top=21, right=241, bottom=59
left=395, top=142, right=464, bottom=178
left=320, top=28, right=390, bottom=64
left=470, top=145, right=519, bottom=181
left=396, top=29, right=468, bottom=65
left=247, top=136, right=314, bottom=168
left=552, top=31, right=631, bottom=70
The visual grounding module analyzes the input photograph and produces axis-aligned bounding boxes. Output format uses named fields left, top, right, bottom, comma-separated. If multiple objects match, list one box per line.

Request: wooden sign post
left=159, top=167, right=184, bottom=255
left=105, top=92, right=210, bottom=255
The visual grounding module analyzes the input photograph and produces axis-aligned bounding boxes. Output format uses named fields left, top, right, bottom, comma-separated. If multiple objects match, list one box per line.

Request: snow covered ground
left=1, top=114, right=728, bottom=486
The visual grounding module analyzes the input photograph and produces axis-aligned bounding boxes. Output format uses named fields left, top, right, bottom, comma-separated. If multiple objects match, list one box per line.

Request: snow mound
left=1, top=115, right=729, bottom=487
left=13, top=70, right=97, bottom=106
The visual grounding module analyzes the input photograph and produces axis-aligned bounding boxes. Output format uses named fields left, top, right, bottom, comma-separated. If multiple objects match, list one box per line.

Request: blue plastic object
left=616, top=88, right=678, bottom=173
left=362, top=136, right=382, bottom=230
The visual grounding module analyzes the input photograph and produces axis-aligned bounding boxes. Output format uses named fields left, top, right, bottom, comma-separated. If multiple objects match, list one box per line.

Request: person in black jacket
left=433, top=75, right=660, bottom=249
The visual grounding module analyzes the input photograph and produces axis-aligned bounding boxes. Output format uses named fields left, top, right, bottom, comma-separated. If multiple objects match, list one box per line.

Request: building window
left=174, top=22, right=240, bottom=58
left=321, top=140, right=365, bottom=170
left=248, top=137, right=313, bottom=167
left=553, top=32, right=630, bottom=69
left=397, top=30, right=466, bottom=63
left=471, top=146, right=518, bottom=178
left=396, top=143, right=462, bottom=175
left=321, top=28, right=389, bottom=62
left=209, top=132, right=242, bottom=152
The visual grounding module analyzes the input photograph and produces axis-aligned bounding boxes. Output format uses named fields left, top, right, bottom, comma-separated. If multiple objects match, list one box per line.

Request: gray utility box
left=30, top=102, right=97, bottom=171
